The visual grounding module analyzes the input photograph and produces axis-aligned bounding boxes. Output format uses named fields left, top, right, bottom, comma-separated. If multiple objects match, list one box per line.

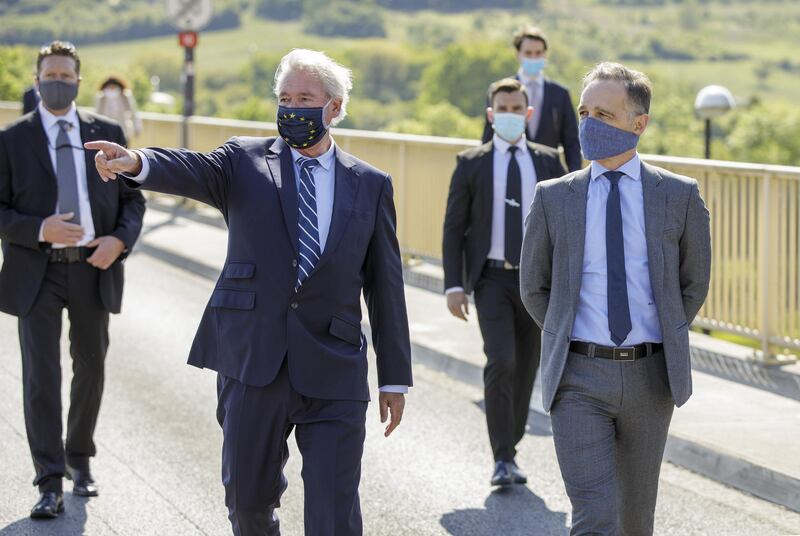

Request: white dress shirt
left=445, top=134, right=537, bottom=296
left=571, top=153, right=663, bottom=346
left=129, top=140, right=408, bottom=394
left=37, top=102, right=95, bottom=247
left=517, top=69, right=545, bottom=139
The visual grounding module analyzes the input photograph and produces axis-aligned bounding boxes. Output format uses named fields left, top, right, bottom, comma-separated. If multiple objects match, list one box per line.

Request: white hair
left=273, top=49, right=353, bottom=126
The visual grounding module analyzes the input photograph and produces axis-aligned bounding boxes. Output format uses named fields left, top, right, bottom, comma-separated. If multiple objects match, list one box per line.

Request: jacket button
left=292, top=260, right=298, bottom=268
left=290, top=302, right=298, bottom=310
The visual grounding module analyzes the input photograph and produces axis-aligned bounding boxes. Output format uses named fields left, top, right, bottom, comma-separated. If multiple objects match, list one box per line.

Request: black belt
left=569, top=341, right=663, bottom=361
left=48, top=247, right=94, bottom=263
left=485, top=259, right=518, bottom=270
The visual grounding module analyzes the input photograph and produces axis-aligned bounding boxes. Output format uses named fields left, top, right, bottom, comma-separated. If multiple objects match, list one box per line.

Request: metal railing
left=2, top=102, right=798, bottom=358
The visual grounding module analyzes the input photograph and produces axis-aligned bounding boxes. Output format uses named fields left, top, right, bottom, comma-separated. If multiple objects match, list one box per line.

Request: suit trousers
left=216, top=362, right=368, bottom=536
left=473, top=267, right=540, bottom=462
left=550, top=350, right=674, bottom=536
left=18, top=262, right=109, bottom=493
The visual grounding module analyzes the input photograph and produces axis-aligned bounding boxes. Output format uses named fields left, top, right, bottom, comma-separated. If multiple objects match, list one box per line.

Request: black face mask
left=276, top=101, right=330, bottom=149
left=38, top=80, right=79, bottom=110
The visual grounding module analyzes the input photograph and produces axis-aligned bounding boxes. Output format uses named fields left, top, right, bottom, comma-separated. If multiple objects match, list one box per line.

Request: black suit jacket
left=442, top=140, right=566, bottom=294
left=123, top=137, right=412, bottom=400
left=0, top=109, right=146, bottom=316
left=482, top=77, right=582, bottom=172
left=22, top=87, right=39, bottom=115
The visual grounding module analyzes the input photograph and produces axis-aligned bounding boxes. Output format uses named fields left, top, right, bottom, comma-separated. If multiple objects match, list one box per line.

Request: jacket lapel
left=527, top=142, right=547, bottom=182
left=29, top=110, right=57, bottom=182
left=312, top=148, right=359, bottom=274
left=78, top=111, right=105, bottom=232
left=265, top=137, right=299, bottom=256
left=565, top=168, right=592, bottom=300
left=641, top=162, right=666, bottom=307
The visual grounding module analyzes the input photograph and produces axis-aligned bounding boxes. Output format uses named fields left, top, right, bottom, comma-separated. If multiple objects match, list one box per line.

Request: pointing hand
left=84, top=140, right=142, bottom=181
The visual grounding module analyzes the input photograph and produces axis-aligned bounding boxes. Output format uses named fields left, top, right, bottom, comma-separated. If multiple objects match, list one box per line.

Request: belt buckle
left=503, top=261, right=517, bottom=270
left=613, top=347, right=636, bottom=361
left=66, top=248, right=80, bottom=263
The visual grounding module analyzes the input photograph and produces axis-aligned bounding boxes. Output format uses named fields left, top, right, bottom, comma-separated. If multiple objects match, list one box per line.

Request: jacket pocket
left=224, top=262, right=255, bottom=279
left=329, top=315, right=361, bottom=346
left=210, top=289, right=255, bottom=310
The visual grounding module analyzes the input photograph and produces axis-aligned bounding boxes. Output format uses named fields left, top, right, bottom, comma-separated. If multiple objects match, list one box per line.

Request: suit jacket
left=0, top=109, right=146, bottom=316
left=125, top=136, right=413, bottom=401
left=519, top=163, right=711, bottom=412
left=482, top=77, right=582, bottom=172
left=442, top=140, right=567, bottom=294
left=22, top=87, right=39, bottom=115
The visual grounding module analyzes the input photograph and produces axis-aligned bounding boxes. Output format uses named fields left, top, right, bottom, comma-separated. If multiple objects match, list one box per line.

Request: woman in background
left=95, top=76, right=142, bottom=141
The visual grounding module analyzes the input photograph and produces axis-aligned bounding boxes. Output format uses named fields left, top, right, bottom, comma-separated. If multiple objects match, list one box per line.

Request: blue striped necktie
left=295, top=157, right=321, bottom=291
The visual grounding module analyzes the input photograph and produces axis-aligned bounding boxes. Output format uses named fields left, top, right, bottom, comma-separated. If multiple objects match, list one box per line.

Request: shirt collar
left=517, top=69, right=545, bottom=88
left=290, top=138, right=336, bottom=171
left=38, top=101, right=79, bottom=134
left=492, top=133, right=528, bottom=155
left=590, top=153, right=642, bottom=182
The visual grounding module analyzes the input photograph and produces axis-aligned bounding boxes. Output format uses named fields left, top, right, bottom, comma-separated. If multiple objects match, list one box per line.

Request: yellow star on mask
left=299, top=117, right=305, bottom=121
left=309, top=130, right=316, bottom=134
left=290, top=113, right=296, bottom=118
left=303, top=143, right=308, bottom=147
left=283, top=114, right=288, bottom=119
left=308, top=121, right=314, bottom=127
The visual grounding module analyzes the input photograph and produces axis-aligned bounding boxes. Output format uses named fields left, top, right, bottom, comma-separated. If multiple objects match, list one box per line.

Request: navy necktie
left=296, top=157, right=321, bottom=291
left=604, top=170, right=632, bottom=346
left=504, top=146, right=522, bottom=266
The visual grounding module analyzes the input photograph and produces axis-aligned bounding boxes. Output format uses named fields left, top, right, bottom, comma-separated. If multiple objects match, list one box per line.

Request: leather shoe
left=508, top=461, right=527, bottom=484
left=30, top=491, right=64, bottom=519
left=66, top=463, right=99, bottom=497
left=490, top=461, right=513, bottom=487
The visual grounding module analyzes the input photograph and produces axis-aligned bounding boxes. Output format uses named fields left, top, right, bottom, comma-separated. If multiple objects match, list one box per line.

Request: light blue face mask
left=520, top=58, right=546, bottom=77
left=493, top=112, right=527, bottom=142
left=579, top=116, right=640, bottom=161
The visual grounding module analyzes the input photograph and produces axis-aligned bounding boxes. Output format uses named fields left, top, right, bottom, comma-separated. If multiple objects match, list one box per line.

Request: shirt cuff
left=122, top=150, right=150, bottom=183
left=445, top=287, right=464, bottom=295
left=379, top=385, right=409, bottom=394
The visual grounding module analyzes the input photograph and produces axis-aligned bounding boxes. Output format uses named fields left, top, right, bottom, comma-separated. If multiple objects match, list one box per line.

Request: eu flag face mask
left=276, top=100, right=330, bottom=149
left=579, top=116, right=640, bottom=161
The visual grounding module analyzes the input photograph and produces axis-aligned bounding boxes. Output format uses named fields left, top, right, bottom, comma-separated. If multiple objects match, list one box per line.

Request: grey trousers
left=550, top=351, right=674, bottom=536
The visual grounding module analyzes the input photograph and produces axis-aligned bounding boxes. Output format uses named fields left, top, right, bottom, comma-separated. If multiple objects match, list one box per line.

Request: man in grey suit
left=520, top=62, right=711, bottom=535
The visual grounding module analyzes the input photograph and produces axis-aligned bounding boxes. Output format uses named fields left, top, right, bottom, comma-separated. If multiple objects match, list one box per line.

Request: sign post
left=166, top=0, right=213, bottom=148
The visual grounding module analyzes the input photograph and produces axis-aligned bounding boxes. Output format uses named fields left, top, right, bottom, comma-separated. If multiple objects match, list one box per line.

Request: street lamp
left=694, top=85, right=735, bottom=159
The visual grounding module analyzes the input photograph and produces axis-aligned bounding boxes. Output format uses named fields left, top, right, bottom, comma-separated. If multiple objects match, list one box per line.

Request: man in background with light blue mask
left=520, top=62, right=711, bottom=535
left=481, top=26, right=582, bottom=172
left=443, top=78, right=565, bottom=488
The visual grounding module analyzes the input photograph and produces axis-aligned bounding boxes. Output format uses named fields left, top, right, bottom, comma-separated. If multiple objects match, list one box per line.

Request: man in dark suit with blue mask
left=85, top=49, right=413, bottom=536
left=481, top=26, right=582, bottom=172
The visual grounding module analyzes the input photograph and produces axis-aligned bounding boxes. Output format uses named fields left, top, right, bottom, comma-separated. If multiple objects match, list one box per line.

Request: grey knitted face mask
left=38, top=80, right=78, bottom=111
left=579, top=116, right=640, bottom=161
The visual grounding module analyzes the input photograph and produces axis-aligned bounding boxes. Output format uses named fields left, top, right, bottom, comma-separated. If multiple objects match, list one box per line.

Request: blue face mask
left=276, top=100, right=330, bottom=149
left=579, top=116, right=640, bottom=161
left=493, top=112, right=527, bottom=143
left=520, top=58, right=546, bottom=77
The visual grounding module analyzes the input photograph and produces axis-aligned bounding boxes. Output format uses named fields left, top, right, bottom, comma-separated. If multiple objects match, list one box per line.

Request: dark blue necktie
left=504, top=146, right=522, bottom=266
left=604, top=170, right=632, bottom=346
left=296, top=157, right=321, bottom=291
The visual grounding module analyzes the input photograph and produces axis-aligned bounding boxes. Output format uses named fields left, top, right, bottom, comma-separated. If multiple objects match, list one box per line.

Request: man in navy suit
left=481, top=26, right=582, bottom=172
left=86, top=49, right=413, bottom=536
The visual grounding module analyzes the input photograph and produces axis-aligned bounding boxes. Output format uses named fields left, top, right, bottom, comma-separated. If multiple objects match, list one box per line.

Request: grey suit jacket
left=520, top=162, right=711, bottom=412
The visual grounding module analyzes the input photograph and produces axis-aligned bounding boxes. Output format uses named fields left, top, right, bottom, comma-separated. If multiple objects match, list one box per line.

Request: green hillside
left=1, top=0, right=799, bottom=164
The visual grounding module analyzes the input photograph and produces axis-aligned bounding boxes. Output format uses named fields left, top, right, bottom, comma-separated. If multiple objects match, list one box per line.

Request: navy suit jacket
left=0, top=109, right=145, bottom=316
left=482, top=77, right=582, bottom=172
left=127, top=136, right=413, bottom=401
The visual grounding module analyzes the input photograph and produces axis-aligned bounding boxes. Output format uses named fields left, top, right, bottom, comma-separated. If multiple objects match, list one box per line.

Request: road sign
left=166, top=0, right=213, bottom=32
left=178, top=31, right=198, bottom=48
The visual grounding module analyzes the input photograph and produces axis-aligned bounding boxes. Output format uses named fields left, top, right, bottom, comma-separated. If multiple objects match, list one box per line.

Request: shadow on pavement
left=440, top=486, right=568, bottom=536
left=0, top=494, right=88, bottom=536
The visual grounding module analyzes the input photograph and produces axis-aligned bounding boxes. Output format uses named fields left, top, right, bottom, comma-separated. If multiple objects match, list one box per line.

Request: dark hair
left=488, top=78, right=530, bottom=107
left=513, top=26, right=548, bottom=51
left=100, top=76, right=128, bottom=91
left=37, top=40, right=80, bottom=75
left=582, top=61, right=652, bottom=115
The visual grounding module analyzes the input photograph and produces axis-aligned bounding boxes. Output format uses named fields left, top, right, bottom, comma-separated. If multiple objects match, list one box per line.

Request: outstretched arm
left=85, top=138, right=241, bottom=212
